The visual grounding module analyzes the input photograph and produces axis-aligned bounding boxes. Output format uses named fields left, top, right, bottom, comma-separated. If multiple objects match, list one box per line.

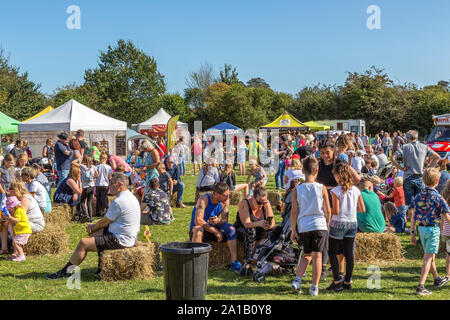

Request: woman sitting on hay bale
left=235, top=186, right=275, bottom=276
left=53, top=166, right=82, bottom=208
left=140, top=177, right=174, bottom=226
left=46, top=172, right=141, bottom=280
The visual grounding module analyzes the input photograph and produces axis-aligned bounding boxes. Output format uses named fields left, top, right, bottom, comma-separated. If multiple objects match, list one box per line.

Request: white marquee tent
left=19, top=99, right=128, bottom=157
left=133, top=108, right=188, bottom=132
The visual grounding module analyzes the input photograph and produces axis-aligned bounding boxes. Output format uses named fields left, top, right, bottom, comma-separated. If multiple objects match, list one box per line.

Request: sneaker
left=320, top=269, right=327, bottom=281
left=46, top=270, right=72, bottom=280
left=326, top=281, right=343, bottom=292
left=343, top=282, right=352, bottom=290
left=291, top=278, right=302, bottom=293
left=416, top=285, right=432, bottom=296
left=433, top=277, right=449, bottom=288
left=230, top=260, right=242, bottom=273
left=12, top=254, right=26, bottom=262
left=239, top=263, right=253, bottom=277
left=309, top=286, right=319, bottom=296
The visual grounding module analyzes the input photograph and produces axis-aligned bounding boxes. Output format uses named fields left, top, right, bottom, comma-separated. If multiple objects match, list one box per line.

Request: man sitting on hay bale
left=190, top=182, right=241, bottom=272
left=46, top=173, right=141, bottom=279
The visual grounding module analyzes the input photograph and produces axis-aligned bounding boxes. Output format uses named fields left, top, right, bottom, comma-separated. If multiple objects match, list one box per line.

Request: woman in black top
left=235, top=187, right=274, bottom=275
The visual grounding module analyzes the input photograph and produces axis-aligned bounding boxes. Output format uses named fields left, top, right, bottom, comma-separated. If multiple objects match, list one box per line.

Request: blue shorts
left=329, top=225, right=357, bottom=240
left=418, top=226, right=440, bottom=254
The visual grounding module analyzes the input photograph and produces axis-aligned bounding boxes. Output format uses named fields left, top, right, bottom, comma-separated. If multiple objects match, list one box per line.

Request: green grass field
left=0, top=164, right=448, bottom=300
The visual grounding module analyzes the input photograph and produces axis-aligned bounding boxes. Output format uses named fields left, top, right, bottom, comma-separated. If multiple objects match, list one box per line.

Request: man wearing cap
left=54, top=133, right=73, bottom=186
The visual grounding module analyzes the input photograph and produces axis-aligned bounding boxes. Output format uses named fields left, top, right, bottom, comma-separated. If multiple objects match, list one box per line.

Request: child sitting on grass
left=4, top=196, right=32, bottom=262
left=384, top=202, right=405, bottom=233
left=410, top=168, right=450, bottom=295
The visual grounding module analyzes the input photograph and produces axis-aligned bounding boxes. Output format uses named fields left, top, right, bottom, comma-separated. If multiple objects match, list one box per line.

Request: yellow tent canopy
left=23, top=106, right=54, bottom=122
left=260, top=111, right=309, bottom=131
left=303, top=121, right=331, bottom=131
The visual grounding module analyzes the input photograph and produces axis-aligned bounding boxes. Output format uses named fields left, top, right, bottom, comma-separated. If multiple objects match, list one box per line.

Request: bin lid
left=159, top=242, right=212, bottom=255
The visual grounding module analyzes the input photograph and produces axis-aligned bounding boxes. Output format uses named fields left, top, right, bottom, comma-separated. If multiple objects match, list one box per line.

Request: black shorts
left=299, top=230, right=328, bottom=254
left=95, top=227, right=126, bottom=252
left=189, top=225, right=228, bottom=243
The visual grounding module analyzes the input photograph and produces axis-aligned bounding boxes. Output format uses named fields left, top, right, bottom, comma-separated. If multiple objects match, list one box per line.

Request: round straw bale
left=45, top=204, right=74, bottom=227
left=100, top=241, right=160, bottom=281
left=267, top=191, right=282, bottom=207
left=24, top=223, right=69, bottom=256
left=354, top=233, right=404, bottom=262
left=208, top=241, right=245, bottom=270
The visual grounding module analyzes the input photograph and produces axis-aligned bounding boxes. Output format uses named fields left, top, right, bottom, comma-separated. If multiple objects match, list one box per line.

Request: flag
left=166, top=115, right=180, bottom=152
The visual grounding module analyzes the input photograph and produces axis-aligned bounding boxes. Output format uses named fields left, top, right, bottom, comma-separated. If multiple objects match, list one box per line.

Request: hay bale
left=100, top=241, right=160, bottom=281
left=229, top=191, right=244, bottom=206
left=267, top=191, right=282, bottom=206
left=24, top=223, right=69, bottom=256
left=208, top=241, right=245, bottom=270
left=45, top=204, right=74, bottom=227
left=354, top=233, right=404, bottom=262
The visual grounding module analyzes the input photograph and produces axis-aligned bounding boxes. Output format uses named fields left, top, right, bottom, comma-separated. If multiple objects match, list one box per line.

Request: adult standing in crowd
left=165, top=156, right=186, bottom=208
left=141, top=140, right=160, bottom=194
left=46, top=173, right=141, bottom=279
left=42, top=138, right=55, bottom=173
left=54, top=133, right=73, bottom=186
left=381, top=132, right=392, bottom=157
left=393, top=131, right=405, bottom=153
left=392, top=130, right=441, bottom=210
left=75, top=130, right=87, bottom=157
left=275, top=135, right=293, bottom=190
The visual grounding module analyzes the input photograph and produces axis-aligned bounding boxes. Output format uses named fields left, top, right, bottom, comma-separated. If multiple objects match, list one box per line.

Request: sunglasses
left=256, top=200, right=269, bottom=206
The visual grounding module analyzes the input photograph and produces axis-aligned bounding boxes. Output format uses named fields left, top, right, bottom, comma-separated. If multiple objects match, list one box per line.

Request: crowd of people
left=0, top=127, right=448, bottom=297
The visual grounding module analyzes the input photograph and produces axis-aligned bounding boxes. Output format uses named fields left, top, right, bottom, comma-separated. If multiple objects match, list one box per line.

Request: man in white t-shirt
left=375, top=147, right=388, bottom=168
left=46, top=173, right=141, bottom=279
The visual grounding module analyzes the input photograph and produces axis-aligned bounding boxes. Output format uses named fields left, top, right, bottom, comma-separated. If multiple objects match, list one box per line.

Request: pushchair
left=376, top=161, right=395, bottom=196
left=248, top=190, right=302, bottom=283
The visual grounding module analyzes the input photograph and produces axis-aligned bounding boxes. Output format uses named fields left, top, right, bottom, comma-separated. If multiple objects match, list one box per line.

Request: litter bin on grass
left=159, top=242, right=212, bottom=300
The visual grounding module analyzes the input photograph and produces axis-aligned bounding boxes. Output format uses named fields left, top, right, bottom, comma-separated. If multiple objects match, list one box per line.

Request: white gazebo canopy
left=133, top=108, right=187, bottom=131
left=18, top=99, right=127, bottom=132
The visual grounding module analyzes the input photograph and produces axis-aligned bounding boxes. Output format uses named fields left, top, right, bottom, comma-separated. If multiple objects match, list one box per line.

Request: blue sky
left=1, top=0, right=450, bottom=96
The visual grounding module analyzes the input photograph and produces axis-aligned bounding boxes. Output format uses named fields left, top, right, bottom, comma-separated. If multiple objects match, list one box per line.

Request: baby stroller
left=249, top=189, right=302, bottom=283
left=376, top=161, right=395, bottom=196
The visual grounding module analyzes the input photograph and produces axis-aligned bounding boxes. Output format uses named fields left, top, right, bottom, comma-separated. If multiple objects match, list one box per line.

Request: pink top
left=109, top=155, right=132, bottom=172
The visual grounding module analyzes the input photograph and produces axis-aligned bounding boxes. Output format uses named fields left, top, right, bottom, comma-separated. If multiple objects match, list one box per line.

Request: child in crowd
left=0, top=154, right=16, bottom=196
left=442, top=181, right=450, bottom=283
left=156, top=162, right=173, bottom=197
left=4, top=196, right=32, bottom=262
left=130, top=150, right=141, bottom=166
left=410, top=168, right=450, bottom=295
left=290, top=157, right=331, bottom=296
left=79, top=155, right=98, bottom=222
left=31, top=163, right=51, bottom=196
left=385, top=177, right=407, bottom=229
left=220, top=163, right=249, bottom=198
left=14, top=154, right=28, bottom=180
left=384, top=202, right=405, bottom=233
left=246, top=160, right=268, bottom=193
left=21, top=167, right=48, bottom=214
left=369, top=160, right=378, bottom=176
left=335, top=134, right=352, bottom=164
left=327, top=161, right=365, bottom=292
left=95, top=153, right=112, bottom=217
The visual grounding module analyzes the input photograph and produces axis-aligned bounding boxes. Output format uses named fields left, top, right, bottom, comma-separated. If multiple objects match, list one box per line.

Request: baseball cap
left=57, top=132, right=68, bottom=140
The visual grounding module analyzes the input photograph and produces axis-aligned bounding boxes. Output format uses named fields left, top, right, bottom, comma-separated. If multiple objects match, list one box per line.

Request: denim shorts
left=329, top=225, right=358, bottom=240
left=418, top=226, right=440, bottom=254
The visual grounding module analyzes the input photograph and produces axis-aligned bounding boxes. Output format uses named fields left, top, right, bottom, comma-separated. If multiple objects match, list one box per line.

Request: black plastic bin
left=159, top=242, right=212, bottom=300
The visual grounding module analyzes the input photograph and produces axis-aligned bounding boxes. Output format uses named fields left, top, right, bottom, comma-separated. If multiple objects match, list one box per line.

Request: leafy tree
left=84, top=39, right=166, bottom=126
left=218, top=64, right=243, bottom=86
left=48, top=83, right=98, bottom=108
left=0, top=49, right=46, bottom=121
left=247, top=77, right=270, bottom=89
